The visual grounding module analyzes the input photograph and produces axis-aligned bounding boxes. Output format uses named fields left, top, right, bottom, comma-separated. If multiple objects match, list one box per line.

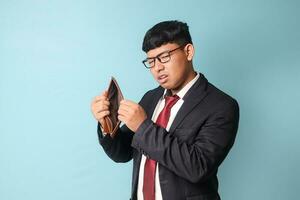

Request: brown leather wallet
left=102, top=77, right=124, bottom=138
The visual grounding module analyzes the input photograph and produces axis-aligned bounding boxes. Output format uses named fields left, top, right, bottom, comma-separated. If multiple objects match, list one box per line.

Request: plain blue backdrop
left=1, top=0, right=299, bottom=199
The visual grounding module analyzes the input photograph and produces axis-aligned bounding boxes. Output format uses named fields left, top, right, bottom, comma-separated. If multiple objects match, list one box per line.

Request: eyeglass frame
left=142, top=44, right=186, bottom=69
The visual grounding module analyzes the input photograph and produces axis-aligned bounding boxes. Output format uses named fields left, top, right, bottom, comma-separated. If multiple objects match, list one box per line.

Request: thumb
left=101, top=90, right=108, bottom=97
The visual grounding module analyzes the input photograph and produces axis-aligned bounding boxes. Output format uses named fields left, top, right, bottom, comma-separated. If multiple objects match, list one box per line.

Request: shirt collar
left=163, top=72, right=200, bottom=99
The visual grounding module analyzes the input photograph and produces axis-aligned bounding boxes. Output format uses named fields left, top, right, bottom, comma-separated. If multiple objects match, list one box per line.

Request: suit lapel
left=132, top=87, right=164, bottom=196
left=136, top=87, right=164, bottom=160
left=132, top=74, right=208, bottom=197
left=145, top=87, right=164, bottom=117
left=169, top=73, right=209, bottom=133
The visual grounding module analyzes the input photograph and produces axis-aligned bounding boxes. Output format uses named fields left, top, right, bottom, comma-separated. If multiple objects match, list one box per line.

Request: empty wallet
left=102, top=77, right=124, bottom=138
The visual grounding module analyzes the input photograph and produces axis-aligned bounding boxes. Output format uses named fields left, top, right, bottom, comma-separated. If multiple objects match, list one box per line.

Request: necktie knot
left=155, top=94, right=180, bottom=129
left=164, top=95, right=180, bottom=110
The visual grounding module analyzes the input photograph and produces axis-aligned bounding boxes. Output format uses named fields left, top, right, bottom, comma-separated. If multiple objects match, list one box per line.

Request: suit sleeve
left=97, top=91, right=152, bottom=163
left=98, top=122, right=134, bottom=163
left=131, top=99, right=239, bottom=183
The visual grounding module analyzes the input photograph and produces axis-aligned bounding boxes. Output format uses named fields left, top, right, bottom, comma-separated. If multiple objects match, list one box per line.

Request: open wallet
left=102, top=77, right=124, bottom=138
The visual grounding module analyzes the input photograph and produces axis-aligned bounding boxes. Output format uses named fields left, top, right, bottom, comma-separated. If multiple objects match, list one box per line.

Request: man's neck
left=171, top=70, right=197, bottom=95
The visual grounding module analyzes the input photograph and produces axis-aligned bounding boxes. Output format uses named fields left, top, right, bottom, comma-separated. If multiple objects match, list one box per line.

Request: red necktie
left=143, top=94, right=180, bottom=200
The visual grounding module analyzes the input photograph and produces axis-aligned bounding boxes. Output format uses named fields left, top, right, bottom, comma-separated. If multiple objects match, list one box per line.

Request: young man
left=91, top=20, right=239, bottom=200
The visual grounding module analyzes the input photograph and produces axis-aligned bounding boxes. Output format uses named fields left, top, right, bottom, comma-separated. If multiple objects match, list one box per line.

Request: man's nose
left=153, top=59, right=164, bottom=71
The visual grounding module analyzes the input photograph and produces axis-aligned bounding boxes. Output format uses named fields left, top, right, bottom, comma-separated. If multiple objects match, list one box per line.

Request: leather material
left=103, top=77, right=124, bottom=138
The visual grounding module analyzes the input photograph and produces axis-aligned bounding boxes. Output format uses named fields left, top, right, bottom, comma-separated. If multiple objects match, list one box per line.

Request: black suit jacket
left=98, top=73, right=239, bottom=200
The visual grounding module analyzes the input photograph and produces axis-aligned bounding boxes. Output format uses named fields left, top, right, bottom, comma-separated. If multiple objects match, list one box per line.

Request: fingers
left=91, top=98, right=109, bottom=111
left=91, top=91, right=111, bottom=122
left=117, top=114, right=126, bottom=122
left=92, top=95, right=142, bottom=127
left=95, top=101, right=110, bottom=112
left=95, top=110, right=110, bottom=122
left=119, top=100, right=139, bottom=112
left=118, top=99, right=142, bottom=120
left=92, top=91, right=108, bottom=103
left=117, top=99, right=147, bottom=132
left=120, top=99, right=136, bottom=107
left=102, top=90, right=108, bottom=98
left=92, top=92, right=110, bottom=108
left=118, top=105, right=129, bottom=116
left=118, top=100, right=136, bottom=115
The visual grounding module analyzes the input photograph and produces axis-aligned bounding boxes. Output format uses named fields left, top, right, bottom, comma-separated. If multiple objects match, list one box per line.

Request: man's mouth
left=158, top=74, right=168, bottom=83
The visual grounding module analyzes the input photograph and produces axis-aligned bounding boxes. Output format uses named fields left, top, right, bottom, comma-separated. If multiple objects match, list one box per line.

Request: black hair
left=142, top=20, right=193, bottom=52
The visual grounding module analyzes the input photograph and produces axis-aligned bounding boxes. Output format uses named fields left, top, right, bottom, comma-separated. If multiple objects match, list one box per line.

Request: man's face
left=146, top=43, right=195, bottom=93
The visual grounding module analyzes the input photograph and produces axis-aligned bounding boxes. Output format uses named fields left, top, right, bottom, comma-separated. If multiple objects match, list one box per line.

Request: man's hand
left=118, top=100, right=147, bottom=132
left=91, top=91, right=110, bottom=128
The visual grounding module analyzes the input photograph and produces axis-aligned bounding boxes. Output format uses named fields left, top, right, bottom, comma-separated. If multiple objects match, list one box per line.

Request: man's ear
left=184, top=43, right=195, bottom=61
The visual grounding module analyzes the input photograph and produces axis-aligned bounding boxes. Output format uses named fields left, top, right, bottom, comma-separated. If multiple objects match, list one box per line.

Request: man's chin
left=158, top=82, right=173, bottom=90
left=157, top=79, right=179, bottom=90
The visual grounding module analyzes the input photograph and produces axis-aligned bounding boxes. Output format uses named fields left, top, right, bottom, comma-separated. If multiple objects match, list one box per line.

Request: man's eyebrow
left=146, top=50, right=169, bottom=59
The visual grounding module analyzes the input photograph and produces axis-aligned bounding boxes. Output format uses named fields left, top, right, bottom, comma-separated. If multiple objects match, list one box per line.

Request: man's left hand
left=118, top=100, right=147, bottom=132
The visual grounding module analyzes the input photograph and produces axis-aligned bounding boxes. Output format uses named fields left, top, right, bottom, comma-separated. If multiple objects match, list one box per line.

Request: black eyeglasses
left=142, top=45, right=185, bottom=69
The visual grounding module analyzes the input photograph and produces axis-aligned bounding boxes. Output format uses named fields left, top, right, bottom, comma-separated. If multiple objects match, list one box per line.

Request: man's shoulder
left=140, top=85, right=163, bottom=99
left=138, top=86, right=163, bottom=105
left=206, top=81, right=239, bottom=112
left=188, top=72, right=238, bottom=107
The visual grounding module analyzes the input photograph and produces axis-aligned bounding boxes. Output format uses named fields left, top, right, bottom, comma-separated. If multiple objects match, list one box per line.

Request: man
left=91, top=20, right=239, bottom=200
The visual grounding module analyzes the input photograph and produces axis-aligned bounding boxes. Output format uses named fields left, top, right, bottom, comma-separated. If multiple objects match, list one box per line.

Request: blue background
left=1, top=0, right=299, bottom=199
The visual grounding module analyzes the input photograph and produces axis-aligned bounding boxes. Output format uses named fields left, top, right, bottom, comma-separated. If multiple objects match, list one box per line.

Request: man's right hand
left=91, top=91, right=110, bottom=128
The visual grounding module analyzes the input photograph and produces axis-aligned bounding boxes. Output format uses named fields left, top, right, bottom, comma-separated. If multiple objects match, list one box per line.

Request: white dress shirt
left=137, top=73, right=200, bottom=200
